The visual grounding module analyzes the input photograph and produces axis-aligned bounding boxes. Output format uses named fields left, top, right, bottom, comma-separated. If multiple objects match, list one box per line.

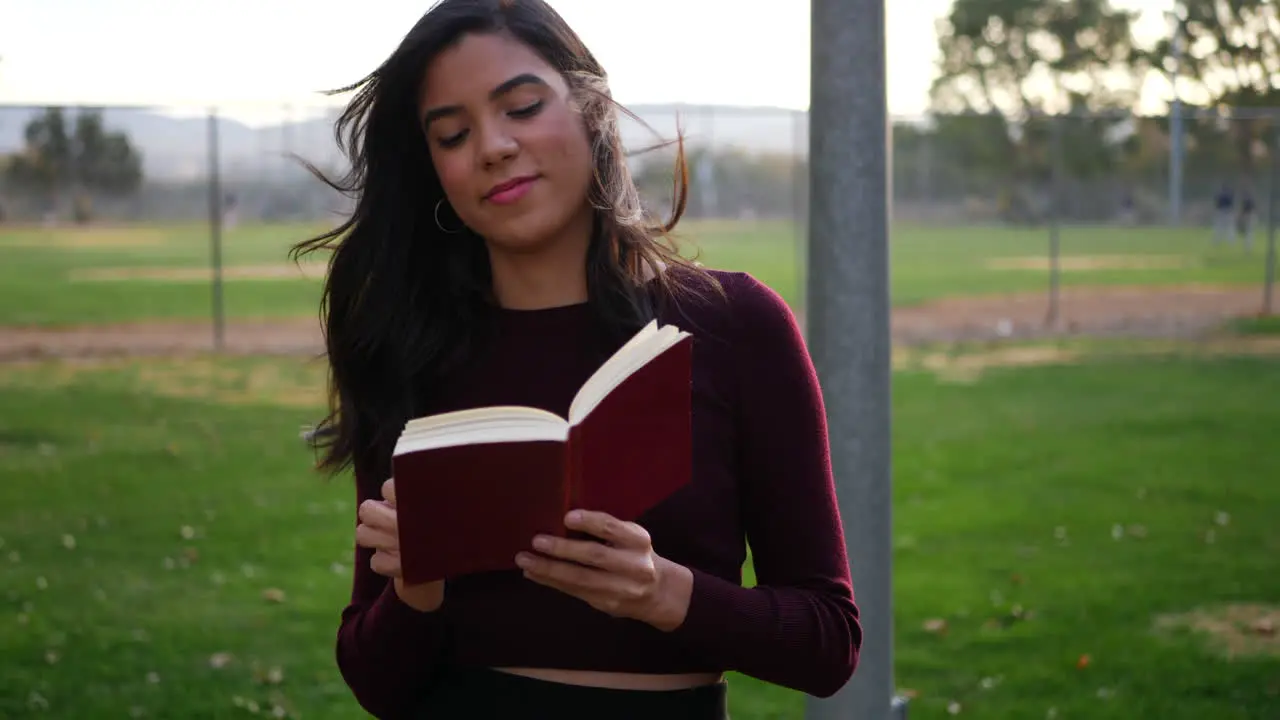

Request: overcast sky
left=0, top=0, right=1177, bottom=125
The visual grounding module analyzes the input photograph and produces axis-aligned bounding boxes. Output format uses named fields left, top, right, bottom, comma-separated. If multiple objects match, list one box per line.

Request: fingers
left=360, top=485, right=402, bottom=580
left=517, top=553, right=647, bottom=603
left=355, top=524, right=398, bottom=552
left=358, top=498, right=397, bottom=533
left=564, top=510, right=650, bottom=550
left=370, top=549, right=402, bottom=578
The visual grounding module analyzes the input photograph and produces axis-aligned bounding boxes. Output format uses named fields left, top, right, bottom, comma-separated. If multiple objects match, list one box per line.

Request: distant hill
left=0, top=103, right=809, bottom=182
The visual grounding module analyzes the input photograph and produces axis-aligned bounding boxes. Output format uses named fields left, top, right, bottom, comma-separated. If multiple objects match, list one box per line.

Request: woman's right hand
left=356, top=477, right=445, bottom=612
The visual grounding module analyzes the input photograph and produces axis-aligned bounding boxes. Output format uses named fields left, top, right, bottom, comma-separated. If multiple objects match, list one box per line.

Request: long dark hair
left=292, top=0, right=719, bottom=483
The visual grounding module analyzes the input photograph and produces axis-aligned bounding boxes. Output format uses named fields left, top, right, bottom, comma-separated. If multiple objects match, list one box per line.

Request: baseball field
left=1, top=218, right=1277, bottom=719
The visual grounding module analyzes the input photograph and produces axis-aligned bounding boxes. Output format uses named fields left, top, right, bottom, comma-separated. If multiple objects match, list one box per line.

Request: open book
left=392, top=320, right=695, bottom=585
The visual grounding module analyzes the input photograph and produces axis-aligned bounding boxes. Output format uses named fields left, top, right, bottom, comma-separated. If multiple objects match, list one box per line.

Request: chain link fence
left=0, top=102, right=1276, bottom=348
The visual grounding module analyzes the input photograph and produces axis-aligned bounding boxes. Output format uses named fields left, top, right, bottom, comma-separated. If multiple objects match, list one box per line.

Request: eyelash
left=437, top=100, right=545, bottom=149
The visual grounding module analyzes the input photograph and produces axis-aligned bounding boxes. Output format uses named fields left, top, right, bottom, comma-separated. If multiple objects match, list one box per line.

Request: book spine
left=567, top=425, right=584, bottom=508
left=565, top=425, right=586, bottom=535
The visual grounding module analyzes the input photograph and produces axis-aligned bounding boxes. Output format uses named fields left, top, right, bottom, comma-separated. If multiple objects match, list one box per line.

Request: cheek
left=430, top=153, right=471, bottom=206
left=538, top=120, right=594, bottom=193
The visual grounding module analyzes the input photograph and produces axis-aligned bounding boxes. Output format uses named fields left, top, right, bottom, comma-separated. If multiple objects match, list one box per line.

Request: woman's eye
left=437, top=130, right=468, bottom=148
left=508, top=100, right=544, bottom=119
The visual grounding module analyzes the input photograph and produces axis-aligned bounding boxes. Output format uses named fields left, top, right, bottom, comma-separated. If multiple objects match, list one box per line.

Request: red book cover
left=392, top=322, right=693, bottom=585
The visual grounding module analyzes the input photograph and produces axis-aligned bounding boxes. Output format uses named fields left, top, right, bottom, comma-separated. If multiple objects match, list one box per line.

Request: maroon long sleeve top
left=334, top=270, right=862, bottom=718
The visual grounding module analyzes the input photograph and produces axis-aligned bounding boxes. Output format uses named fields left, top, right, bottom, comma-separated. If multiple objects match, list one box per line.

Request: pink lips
left=485, top=175, right=538, bottom=205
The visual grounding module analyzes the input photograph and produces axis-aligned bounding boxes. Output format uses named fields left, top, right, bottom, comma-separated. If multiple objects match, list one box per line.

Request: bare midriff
left=491, top=667, right=724, bottom=691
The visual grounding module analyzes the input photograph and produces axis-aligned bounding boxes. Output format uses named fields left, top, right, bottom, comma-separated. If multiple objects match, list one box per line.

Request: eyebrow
left=421, top=73, right=549, bottom=129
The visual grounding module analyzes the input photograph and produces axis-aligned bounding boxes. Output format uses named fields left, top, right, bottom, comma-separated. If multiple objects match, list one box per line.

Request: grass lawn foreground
left=1, top=340, right=1278, bottom=719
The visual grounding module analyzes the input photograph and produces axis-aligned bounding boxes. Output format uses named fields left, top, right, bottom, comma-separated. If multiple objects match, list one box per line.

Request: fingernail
left=532, top=536, right=551, bottom=551
left=515, top=553, right=531, bottom=567
left=566, top=510, right=583, bottom=524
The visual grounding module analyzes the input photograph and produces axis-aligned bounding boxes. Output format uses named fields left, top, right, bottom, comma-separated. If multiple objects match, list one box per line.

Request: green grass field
left=2, top=218, right=1278, bottom=718
left=0, top=219, right=1270, bottom=326
left=1, top=343, right=1278, bottom=719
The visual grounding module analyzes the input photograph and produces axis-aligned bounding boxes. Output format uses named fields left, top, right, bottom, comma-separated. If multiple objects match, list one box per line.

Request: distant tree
left=931, top=0, right=1145, bottom=117
left=4, top=107, right=143, bottom=222
left=928, top=0, right=1146, bottom=221
left=1150, top=0, right=1280, bottom=183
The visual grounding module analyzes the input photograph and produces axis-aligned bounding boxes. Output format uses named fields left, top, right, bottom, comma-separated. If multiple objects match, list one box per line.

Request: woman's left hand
left=516, top=510, right=692, bottom=632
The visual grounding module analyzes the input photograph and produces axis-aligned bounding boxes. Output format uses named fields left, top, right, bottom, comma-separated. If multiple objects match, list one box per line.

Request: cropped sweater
left=334, top=269, right=862, bottom=718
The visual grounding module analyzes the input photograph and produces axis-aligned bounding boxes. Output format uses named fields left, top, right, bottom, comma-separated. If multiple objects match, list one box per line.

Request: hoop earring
left=434, top=199, right=463, bottom=235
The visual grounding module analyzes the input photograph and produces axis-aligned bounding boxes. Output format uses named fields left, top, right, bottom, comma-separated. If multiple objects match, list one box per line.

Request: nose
left=476, top=120, right=519, bottom=167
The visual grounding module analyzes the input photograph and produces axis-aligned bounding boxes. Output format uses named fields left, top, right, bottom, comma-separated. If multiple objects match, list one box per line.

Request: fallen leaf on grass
left=1076, top=654, right=1091, bottom=669
left=1252, top=617, right=1276, bottom=637
left=922, top=618, right=948, bottom=635
left=252, top=664, right=285, bottom=685
left=262, top=588, right=287, bottom=603
left=209, top=652, right=234, bottom=669
left=183, top=547, right=200, bottom=563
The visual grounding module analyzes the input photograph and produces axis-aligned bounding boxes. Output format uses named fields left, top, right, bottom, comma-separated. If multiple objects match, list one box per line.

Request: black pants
left=415, top=666, right=730, bottom=720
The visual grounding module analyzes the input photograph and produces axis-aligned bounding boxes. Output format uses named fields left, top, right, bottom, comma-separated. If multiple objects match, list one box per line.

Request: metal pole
left=1047, top=114, right=1063, bottom=327
left=1169, top=11, right=1184, bottom=226
left=806, top=0, right=896, bottom=718
left=794, top=109, right=810, bottom=336
left=208, top=109, right=225, bottom=352
left=1265, top=119, right=1278, bottom=315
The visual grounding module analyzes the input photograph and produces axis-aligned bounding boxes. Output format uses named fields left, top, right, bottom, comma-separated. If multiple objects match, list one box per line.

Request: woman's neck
left=487, top=210, right=594, bottom=311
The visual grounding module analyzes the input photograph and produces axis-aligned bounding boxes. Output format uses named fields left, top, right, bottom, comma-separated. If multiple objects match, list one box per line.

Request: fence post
left=793, top=108, right=809, bottom=335
left=1265, top=117, right=1278, bottom=316
left=208, top=109, right=225, bottom=352
left=806, top=0, right=896, bottom=718
left=1047, top=114, right=1064, bottom=327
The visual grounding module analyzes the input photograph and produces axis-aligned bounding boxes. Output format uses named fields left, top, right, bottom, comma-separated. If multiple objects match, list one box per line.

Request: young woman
left=295, top=1, right=861, bottom=717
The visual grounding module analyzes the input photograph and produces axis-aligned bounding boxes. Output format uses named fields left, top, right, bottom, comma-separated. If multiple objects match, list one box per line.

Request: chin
left=480, top=223, right=563, bottom=255
left=479, top=210, right=583, bottom=256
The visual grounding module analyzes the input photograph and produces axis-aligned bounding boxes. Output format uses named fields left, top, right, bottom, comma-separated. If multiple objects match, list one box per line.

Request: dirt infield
left=985, top=254, right=1197, bottom=271
left=0, top=284, right=1270, bottom=362
left=0, top=228, right=169, bottom=249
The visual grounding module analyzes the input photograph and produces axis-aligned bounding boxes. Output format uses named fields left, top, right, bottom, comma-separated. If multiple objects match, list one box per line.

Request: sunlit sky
left=0, top=0, right=1178, bottom=126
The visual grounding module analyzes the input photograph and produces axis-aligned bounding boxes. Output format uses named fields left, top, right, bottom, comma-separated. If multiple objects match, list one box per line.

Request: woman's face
left=419, top=32, right=595, bottom=253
